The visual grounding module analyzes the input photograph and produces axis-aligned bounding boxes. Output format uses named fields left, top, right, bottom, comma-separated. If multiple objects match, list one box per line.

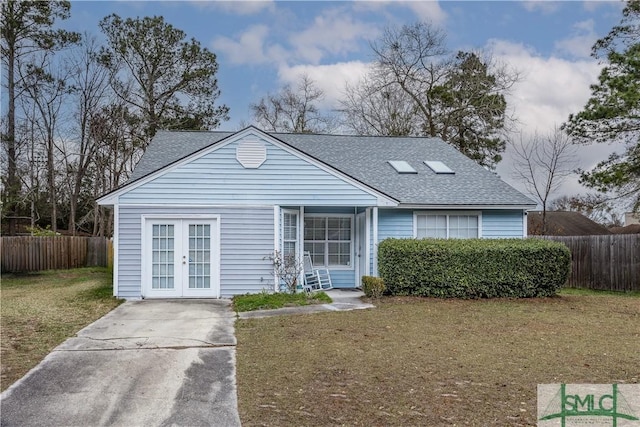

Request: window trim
left=303, top=213, right=354, bottom=270
left=413, top=211, right=482, bottom=239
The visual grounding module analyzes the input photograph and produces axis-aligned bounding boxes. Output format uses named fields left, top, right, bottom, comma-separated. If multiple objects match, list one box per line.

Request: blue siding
left=378, top=209, right=414, bottom=241
left=482, top=210, right=524, bottom=238
left=328, top=269, right=356, bottom=288
left=117, top=205, right=275, bottom=299
left=120, top=135, right=378, bottom=206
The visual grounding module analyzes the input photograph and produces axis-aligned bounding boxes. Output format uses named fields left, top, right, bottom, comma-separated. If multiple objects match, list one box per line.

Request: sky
left=66, top=0, right=629, bottom=209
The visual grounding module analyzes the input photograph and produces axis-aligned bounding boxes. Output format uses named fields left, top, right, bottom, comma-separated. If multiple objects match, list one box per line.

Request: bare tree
left=340, top=75, right=420, bottom=136
left=250, top=74, right=336, bottom=133
left=1, top=0, right=79, bottom=234
left=511, top=126, right=578, bottom=235
left=63, top=35, right=110, bottom=235
left=342, top=21, right=519, bottom=169
left=19, top=52, right=73, bottom=232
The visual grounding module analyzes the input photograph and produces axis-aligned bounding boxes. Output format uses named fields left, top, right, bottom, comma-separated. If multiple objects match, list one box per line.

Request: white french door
left=144, top=218, right=219, bottom=298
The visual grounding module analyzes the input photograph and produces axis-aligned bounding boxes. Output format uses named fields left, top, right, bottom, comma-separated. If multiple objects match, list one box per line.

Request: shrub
left=361, top=276, right=386, bottom=298
left=378, top=238, right=571, bottom=298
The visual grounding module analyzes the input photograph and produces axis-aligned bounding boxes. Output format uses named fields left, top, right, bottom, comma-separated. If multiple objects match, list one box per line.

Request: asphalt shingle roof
left=126, top=129, right=535, bottom=207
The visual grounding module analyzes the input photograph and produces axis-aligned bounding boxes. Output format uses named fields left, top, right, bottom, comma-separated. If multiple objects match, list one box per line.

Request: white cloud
left=521, top=1, right=561, bottom=14
left=554, top=19, right=597, bottom=58
left=352, top=1, right=447, bottom=25
left=277, top=61, right=371, bottom=110
left=488, top=39, right=600, bottom=135
left=290, top=8, right=380, bottom=64
left=401, top=1, right=448, bottom=24
left=190, top=1, right=275, bottom=15
left=212, top=25, right=287, bottom=66
left=488, top=39, right=625, bottom=200
left=582, top=1, right=622, bottom=13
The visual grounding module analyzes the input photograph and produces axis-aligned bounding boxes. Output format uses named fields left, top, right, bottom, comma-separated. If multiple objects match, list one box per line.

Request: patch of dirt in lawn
left=235, top=295, right=640, bottom=426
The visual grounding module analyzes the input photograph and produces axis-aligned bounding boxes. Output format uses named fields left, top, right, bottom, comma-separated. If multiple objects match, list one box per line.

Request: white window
left=282, top=211, right=298, bottom=256
left=416, top=213, right=479, bottom=239
left=304, top=215, right=352, bottom=268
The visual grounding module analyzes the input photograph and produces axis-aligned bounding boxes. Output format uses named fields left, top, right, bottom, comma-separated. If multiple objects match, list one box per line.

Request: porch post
left=273, top=205, right=280, bottom=292
left=298, top=206, right=305, bottom=289
left=372, top=206, right=379, bottom=276
left=365, top=207, right=371, bottom=277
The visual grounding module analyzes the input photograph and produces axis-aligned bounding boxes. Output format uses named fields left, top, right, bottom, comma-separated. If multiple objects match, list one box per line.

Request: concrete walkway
left=238, top=289, right=375, bottom=319
left=0, top=300, right=241, bottom=427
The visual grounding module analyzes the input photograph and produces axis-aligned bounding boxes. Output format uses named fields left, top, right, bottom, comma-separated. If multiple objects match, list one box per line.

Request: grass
left=559, top=287, right=640, bottom=297
left=233, top=291, right=332, bottom=312
left=1, top=267, right=123, bottom=392
left=235, top=293, right=640, bottom=426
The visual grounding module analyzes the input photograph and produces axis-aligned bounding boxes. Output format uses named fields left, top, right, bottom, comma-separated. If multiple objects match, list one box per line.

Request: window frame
left=413, top=211, right=482, bottom=239
left=303, top=213, right=354, bottom=269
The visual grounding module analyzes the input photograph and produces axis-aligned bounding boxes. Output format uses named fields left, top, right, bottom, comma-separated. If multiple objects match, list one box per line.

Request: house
left=527, top=211, right=612, bottom=236
left=97, top=127, right=536, bottom=299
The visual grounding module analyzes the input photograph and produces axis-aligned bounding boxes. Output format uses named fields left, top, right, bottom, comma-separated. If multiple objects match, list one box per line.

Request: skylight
left=388, top=160, right=417, bottom=174
left=424, top=160, right=454, bottom=174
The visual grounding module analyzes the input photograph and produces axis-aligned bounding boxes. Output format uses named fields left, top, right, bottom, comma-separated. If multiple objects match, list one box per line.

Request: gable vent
left=424, top=160, right=454, bottom=174
left=388, top=160, right=417, bottom=174
left=236, top=137, right=267, bottom=168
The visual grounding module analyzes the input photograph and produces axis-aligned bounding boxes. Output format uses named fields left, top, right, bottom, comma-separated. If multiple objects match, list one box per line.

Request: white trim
left=117, top=203, right=276, bottom=208
left=413, top=210, right=482, bottom=239
left=372, top=207, right=378, bottom=277
left=299, top=206, right=305, bottom=287
left=113, top=204, right=119, bottom=297
left=140, top=214, right=221, bottom=298
left=523, top=210, right=528, bottom=238
left=398, top=204, right=536, bottom=210
left=365, top=208, right=371, bottom=277
left=273, top=205, right=280, bottom=292
left=97, top=127, right=398, bottom=207
left=303, top=213, right=355, bottom=270
left=141, top=213, right=224, bottom=219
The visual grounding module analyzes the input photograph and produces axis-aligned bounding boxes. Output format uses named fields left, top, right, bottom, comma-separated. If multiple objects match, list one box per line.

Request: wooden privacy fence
left=1, top=236, right=113, bottom=273
left=538, top=235, right=640, bottom=292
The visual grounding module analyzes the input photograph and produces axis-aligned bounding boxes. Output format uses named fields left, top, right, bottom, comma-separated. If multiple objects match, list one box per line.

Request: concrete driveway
left=0, top=299, right=241, bottom=427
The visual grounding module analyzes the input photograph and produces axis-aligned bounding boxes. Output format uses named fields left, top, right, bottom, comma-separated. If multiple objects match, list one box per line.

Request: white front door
left=144, top=218, right=219, bottom=298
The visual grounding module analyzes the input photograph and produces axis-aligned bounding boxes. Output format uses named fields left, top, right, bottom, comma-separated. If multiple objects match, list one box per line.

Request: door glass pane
left=188, top=224, right=211, bottom=289
left=152, top=224, right=175, bottom=289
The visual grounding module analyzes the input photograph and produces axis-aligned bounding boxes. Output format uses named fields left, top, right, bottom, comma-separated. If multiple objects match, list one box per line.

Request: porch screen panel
left=188, top=224, right=211, bottom=289
left=151, top=224, right=175, bottom=289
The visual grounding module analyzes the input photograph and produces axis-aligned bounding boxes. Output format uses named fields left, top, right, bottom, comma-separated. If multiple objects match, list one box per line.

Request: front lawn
left=1, top=267, right=123, bottom=391
left=235, top=293, right=640, bottom=426
left=233, top=291, right=331, bottom=312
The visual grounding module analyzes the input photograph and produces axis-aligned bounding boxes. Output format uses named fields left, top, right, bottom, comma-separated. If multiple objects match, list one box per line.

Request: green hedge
left=361, top=276, right=386, bottom=298
left=378, top=238, right=571, bottom=298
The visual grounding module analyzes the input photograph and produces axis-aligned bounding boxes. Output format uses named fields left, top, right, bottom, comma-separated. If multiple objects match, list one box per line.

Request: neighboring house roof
left=610, top=224, right=640, bottom=234
left=121, top=128, right=536, bottom=207
left=528, top=211, right=612, bottom=236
